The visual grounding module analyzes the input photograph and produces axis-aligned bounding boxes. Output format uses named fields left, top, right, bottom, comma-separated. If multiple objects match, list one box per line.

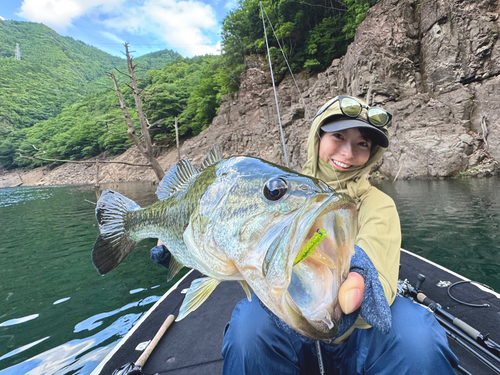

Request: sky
left=0, top=0, right=239, bottom=58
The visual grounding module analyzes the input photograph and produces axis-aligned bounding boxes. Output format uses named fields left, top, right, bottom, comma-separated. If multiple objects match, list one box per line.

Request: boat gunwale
left=89, top=269, right=194, bottom=375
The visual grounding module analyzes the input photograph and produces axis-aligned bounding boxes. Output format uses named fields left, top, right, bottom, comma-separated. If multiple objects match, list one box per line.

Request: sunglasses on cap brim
left=313, top=96, right=392, bottom=128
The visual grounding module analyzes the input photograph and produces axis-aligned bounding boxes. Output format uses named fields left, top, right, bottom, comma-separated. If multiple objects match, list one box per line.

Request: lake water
left=1, top=178, right=499, bottom=374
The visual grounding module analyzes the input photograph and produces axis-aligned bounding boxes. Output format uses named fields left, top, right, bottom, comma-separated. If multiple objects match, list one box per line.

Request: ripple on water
left=53, top=297, right=71, bottom=305
left=0, top=337, right=50, bottom=362
left=0, top=187, right=53, bottom=208
left=0, top=314, right=39, bottom=327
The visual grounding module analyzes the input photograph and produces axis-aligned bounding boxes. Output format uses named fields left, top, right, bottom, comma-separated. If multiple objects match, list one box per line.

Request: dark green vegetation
left=0, top=0, right=376, bottom=169
left=221, top=0, right=377, bottom=80
left=0, top=21, right=123, bottom=129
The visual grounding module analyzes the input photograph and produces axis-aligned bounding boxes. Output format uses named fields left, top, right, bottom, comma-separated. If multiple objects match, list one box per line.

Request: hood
left=302, top=97, right=389, bottom=200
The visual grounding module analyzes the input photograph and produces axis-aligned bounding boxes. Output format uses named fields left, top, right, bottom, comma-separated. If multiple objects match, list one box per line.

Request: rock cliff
left=2, top=0, right=499, bottom=187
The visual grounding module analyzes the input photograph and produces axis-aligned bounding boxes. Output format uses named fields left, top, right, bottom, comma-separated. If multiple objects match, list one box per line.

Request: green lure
left=293, top=228, right=326, bottom=266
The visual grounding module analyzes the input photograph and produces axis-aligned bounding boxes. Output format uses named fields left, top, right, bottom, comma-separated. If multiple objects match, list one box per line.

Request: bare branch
left=109, top=71, right=146, bottom=154
left=148, top=118, right=165, bottom=128
left=114, top=67, right=131, bottom=78
left=17, top=152, right=151, bottom=167
left=95, top=119, right=118, bottom=124
left=124, top=43, right=164, bottom=180
left=96, top=118, right=125, bottom=135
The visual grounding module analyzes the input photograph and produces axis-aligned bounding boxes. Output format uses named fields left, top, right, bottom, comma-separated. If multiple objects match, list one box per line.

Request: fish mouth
left=284, top=194, right=356, bottom=336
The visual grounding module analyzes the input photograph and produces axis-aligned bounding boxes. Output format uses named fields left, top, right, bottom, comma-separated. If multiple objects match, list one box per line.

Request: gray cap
left=321, top=117, right=389, bottom=148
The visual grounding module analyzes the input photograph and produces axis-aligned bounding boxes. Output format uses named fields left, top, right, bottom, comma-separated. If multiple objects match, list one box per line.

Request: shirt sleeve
left=355, top=186, right=401, bottom=306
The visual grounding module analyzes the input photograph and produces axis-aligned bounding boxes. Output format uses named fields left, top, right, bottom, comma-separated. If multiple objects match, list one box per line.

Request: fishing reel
left=396, top=278, right=413, bottom=299
left=397, top=274, right=426, bottom=301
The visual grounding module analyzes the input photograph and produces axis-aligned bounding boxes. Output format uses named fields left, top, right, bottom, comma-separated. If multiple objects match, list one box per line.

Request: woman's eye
left=263, top=178, right=288, bottom=201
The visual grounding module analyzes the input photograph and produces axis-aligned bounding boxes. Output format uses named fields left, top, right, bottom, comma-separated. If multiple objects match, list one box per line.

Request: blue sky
left=0, top=0, right=239, bottom=58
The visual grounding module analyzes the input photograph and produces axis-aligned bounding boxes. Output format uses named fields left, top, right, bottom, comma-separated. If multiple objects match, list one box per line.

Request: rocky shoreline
left=2, top=0, right=500, bottom=188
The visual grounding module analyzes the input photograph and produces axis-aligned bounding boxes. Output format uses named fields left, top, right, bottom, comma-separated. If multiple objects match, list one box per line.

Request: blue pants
left=222, top=296, right=458, bottom=374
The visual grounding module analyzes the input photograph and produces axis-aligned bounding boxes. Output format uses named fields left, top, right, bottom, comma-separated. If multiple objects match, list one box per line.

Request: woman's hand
left=339, top=272, right=365, bottom=314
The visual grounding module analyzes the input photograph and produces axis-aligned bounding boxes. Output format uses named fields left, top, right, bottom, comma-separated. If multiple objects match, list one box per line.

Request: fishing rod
left=259, top=2, right=345, bottom=194
left=398, top=275, right=500, bottom=374
left=260, top=1, right=289, bottom=168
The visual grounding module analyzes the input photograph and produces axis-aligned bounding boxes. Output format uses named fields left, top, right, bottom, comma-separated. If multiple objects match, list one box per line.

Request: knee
left=222, top=297, right=303, bottom=375
left=222, top=296, right=280, bottom=354
left=388, top=297, right=457, bottom=366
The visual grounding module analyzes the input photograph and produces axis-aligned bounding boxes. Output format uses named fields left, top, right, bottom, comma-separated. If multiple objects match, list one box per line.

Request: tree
left=109, top=44, right=165, bottom=181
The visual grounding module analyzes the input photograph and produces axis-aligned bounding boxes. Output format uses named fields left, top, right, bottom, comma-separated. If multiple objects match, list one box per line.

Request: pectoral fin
left=239, top=280, right=252, bottom=301
left=167, top=256, right=185, bottom=282
left=176, top=277, right=221, bottom=321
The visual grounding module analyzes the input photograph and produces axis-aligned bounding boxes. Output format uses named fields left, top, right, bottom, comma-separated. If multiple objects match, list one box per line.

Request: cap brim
left=321, top=118, right=389, bottom=148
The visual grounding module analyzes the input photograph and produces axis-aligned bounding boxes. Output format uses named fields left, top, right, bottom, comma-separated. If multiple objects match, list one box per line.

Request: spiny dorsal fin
left=199, top=145, right=223, bottom=171
left=239, top=281, right=252, bottom=301
left=156, top=159, right=198, bottom=201
left=176, top=277, right=221, bottom=321
left=166, top=256, right=185, bottom=282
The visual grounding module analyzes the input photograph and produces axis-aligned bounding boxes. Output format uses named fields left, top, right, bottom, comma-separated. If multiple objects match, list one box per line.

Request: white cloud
left=102, top=0, right=221, bottom=56
left=17, top=0, right=221, bottom=56
left=100, top=31, right=125, bottom=45
left=0, top=15, right=5, bottom=21
left=18, top=0, right=125, bottom=30
left=224, top=0, right=238, bottom=10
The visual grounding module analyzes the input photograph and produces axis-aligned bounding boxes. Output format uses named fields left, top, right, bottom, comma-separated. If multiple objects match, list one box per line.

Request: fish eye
left=263, top=178, right=288, bottom=201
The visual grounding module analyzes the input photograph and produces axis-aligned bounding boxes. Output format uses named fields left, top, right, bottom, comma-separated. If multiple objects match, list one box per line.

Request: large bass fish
left=92, top=146, right=357, bottom=342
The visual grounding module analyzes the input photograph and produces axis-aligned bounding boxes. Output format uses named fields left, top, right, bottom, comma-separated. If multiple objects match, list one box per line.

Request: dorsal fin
left=199, top=145, right=223, bottom=171
left=156, top=159, right=199, bottom=201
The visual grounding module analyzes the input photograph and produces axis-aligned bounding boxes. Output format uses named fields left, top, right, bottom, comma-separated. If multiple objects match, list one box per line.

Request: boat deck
left=93, top=250, right=500, bottom=375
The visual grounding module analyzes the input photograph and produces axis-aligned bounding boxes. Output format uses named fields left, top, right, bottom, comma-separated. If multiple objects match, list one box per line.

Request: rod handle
left=416, top=292, right=439, bottom=311
left=452, top=318, right=481, bottom=341
left=417, top=292, right=481, bottom=341
left=136, top=314, right=175, bottom=367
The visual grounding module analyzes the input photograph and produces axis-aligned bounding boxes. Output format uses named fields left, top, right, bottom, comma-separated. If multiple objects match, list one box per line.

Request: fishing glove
left=260, top=245, right=391, bottom=343
left=336, top=245, right=392, bottom=336
left=150, top=244, right=171, bottom=269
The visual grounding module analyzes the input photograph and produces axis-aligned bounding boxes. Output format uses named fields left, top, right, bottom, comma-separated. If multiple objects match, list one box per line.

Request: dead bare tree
left=109, top=43, right=165, bottom=181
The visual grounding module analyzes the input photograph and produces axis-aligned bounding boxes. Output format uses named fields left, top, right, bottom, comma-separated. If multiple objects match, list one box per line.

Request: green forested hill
left=0, top=20, right=124, bottom=128
left=0, top=0, right=377, bottom=170
left=0, top=21, right=183, bottom=169
left=0, top=54, right=230, bottom=169
left=83, top=49, right=183, bottom=95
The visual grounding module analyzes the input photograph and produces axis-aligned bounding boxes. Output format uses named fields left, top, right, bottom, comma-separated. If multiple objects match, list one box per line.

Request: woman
left=221, top=96, right=458, bottom=374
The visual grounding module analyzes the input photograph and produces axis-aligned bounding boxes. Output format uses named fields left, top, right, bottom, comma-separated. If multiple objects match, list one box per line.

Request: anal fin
left=176, top=277, right=221, bottom=321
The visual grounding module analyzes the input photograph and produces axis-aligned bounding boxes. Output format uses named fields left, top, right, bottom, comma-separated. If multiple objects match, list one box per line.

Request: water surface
left=1, top=178, right=499, bottom=374
left=375, top=177, right=500, bottom=291
left=0, top=182, right=181, bottom=374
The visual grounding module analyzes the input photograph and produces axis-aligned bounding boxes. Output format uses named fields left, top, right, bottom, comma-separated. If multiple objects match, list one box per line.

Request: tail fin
left=92, top=190, right=142, bottom=275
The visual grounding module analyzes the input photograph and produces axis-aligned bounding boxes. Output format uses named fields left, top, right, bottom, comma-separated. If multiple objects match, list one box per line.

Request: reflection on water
left=0, top=187, right=53, bottom=208
left=1, top=178, right=499, bottom=374
left=0, top=182, right=181, bottom=375
left=374, top=177, right=500, bottom=291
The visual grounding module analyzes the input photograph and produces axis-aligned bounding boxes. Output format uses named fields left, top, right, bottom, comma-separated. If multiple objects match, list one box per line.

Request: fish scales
left=92, top=147, right=357, bottom=342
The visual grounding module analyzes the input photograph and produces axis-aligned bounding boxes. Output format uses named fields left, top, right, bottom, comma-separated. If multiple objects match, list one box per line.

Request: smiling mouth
left=332, top=159, right=352, bottom=169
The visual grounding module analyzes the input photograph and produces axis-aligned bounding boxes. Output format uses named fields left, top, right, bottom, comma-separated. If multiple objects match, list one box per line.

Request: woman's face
left=318, top=127, right=372, bottom=170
